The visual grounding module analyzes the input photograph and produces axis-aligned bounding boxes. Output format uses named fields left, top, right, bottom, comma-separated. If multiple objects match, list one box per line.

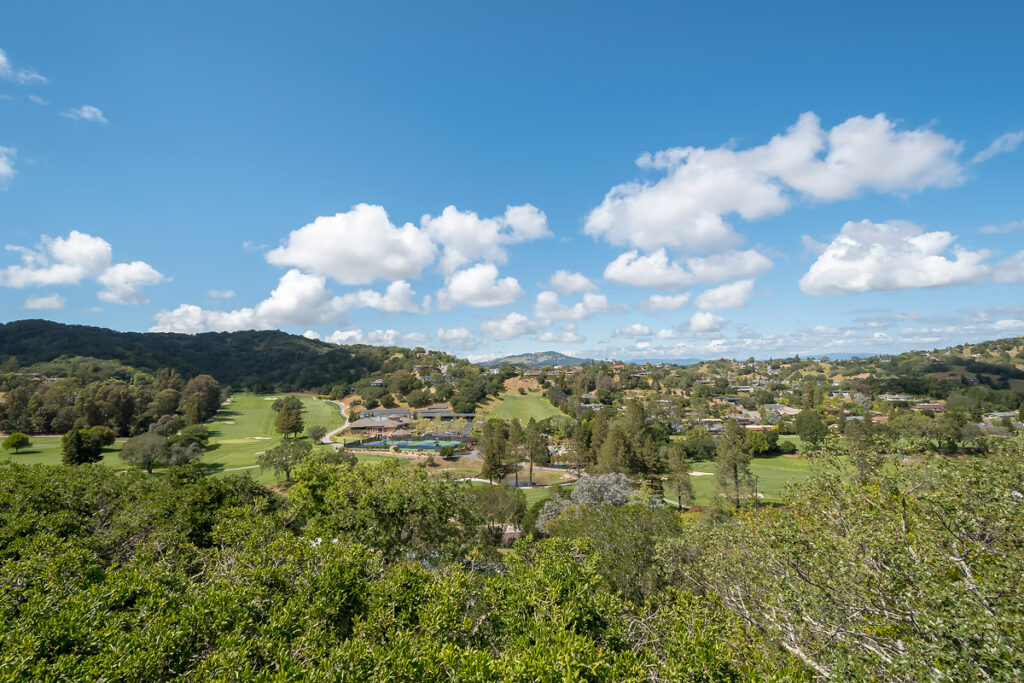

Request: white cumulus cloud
left=319, top=329, right=428, bottom=346
left=438, top=327, right=475, bottom=345
left=800, top=220, right=990, bottom=295
left=480, top=312, right=542, bottom=340
left=436, top=263, right=523, bottom=308
left=267, top=204, right=437, bottom=285
left=151, top=269, right=345, bottom=333
left=97, top=261, right=168, bottom=305
left=686, top=249, right=772, bottom=282
left=584, top=111, right=963, bottom=252
left=547, top=270, right=596, bottom=294
left=603, top=249, right=695, bottom=289
left=689, top=311, right=727, bottom=334
left=0, top=231, right=165, bottom=305
left=252, top=269, right=344, bottom=326
left=644, top=293, right=691, bottom=311
left=613, top=323, right=652, bottom=338
left=339, top=280, right=420, bottom=313
left=533, top=290, right=615, bottom=321
left=1, top=230, right=112, bottom=287
left=151, top=273, right=430, bottom=334
left=695, top=279, right=754, bottom=311
left=421, top=203, right=550, bottom=273
left=536, top=323, right=585, bottom=344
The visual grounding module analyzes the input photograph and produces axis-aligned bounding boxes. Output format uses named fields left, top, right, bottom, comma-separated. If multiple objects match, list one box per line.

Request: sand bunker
left=251, top=436, right=271, bottom=440
left=690, top=471, right=714, bottom=476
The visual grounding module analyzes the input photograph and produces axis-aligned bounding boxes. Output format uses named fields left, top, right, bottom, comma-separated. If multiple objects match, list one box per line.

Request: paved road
left=320, top=400, right=349, bottom=448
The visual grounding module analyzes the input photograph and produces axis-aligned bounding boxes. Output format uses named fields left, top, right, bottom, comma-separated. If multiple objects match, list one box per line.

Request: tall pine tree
left=479, top=419, right=507, bottom=484
left=665, top=443, right=693, bottom=508
left=525, top=417, right=545, bottom=486
left=506, top=419, right=524, bottom=487
left=715, top=419, right=753, bottom=511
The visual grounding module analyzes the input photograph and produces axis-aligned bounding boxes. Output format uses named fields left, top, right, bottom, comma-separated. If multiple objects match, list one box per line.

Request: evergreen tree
left=665, top=443, right=693, bottom=508
left=61, top=426, right=82, bottom=465
left=525, top=417, right=545, bottom=486
left=479, top=419, right=507, bottom=484
left=589, top=414, right=608, bottom=461
left=570, top=418, right=591, bottom=471
left=275, top=406, right=304, bottom=438
left=506, top=419, right=524, bottom=487
left=715, top=419, right=753, bottom=510
left=597, top=423, right=629, bottom=473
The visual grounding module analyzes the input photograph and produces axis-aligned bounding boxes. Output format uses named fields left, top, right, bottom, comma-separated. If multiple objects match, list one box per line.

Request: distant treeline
left=0, top=364, right=221, bottom=437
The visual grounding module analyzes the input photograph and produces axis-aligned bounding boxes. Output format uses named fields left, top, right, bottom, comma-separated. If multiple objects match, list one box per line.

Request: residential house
left=762, top=403, right=802, bottom=416
left=348, top=416, right=411, bottom=437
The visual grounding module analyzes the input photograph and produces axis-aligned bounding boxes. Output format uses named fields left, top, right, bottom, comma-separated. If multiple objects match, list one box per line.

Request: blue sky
left=2, top=1, right=1023, bottom=361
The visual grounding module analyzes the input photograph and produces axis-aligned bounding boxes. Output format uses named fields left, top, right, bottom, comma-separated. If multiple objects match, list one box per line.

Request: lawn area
left=1, top=435, right=125, bottom=467
left=478, top=392, right=562, bottom=423
left=203, top=393, right=346, bottom=476
left=467, top=480, right=562, bottom=507
left=2, top=394, right=346, bottom=482
left=663, top=455, right=814, bottom=507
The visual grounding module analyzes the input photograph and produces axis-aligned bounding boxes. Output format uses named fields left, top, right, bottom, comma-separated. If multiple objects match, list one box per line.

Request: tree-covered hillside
left=0, top=320, right=406, bottom=391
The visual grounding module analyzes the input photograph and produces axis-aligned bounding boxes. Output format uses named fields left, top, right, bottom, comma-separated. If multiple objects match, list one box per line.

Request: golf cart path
left=321, top=400, right=349, bottom=447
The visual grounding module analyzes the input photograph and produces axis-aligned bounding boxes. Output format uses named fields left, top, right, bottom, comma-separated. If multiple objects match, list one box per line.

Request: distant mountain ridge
left=481, top=351, right=593, bottom=367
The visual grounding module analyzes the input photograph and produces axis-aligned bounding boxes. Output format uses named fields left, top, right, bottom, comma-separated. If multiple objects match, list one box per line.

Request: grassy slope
left=203, top=394, right=346, bottom=482
left=478, top=392, right=563, bottom=423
